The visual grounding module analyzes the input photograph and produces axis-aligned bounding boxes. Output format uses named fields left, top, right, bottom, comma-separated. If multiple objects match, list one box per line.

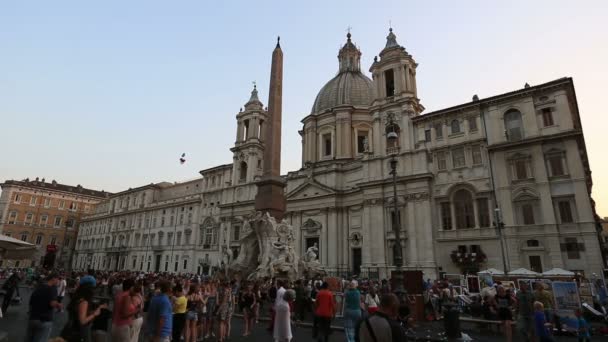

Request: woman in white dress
left=274, top=289, right=295, bottom=342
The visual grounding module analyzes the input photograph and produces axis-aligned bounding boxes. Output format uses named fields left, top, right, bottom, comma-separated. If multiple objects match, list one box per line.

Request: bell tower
left=230, top=84, right=267, bottom=185
left=369, top=28, right=423, bottom=113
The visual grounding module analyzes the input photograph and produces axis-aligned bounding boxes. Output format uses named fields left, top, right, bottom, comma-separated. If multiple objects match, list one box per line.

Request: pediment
left=286, top=180, right=336, bottom=200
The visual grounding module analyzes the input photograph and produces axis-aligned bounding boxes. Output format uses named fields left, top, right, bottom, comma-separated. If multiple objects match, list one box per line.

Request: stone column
left=473, top=199, right=480, bottom=229
left=404, top=65, right=410, bottom=92
left=248, top=117, right=257, bottom=139
left=399, top=64, right=407, bottom=93
left=407, top=202, right=417, bottom=266
left=322, top=210, right=329, bottom=265
left=328, top=207, right=338, bottom=269
left=450, top=202, right=457, bottom=230
left=236, top=121, right=243, bottom=143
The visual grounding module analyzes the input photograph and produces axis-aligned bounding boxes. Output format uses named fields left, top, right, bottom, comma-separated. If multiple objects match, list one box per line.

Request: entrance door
left=155, top=255, right=161, bottom=272
left=352, top=248, right=362, bottom=275
left=529, top=255, right=543, bottom=273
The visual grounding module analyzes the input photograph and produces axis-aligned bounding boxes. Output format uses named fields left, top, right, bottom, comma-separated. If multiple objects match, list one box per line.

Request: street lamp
left=386, top=114, right=405, bottom=295
left=493, top=207, right=509, bottom=274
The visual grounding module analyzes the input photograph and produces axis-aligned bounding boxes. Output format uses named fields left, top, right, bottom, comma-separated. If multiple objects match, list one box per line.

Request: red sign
left=46, top=244, right=57, bottom=253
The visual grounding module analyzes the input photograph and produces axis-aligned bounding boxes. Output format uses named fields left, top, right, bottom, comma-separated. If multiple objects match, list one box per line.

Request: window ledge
left=453, top=166, right=467, bottom=170
left=548, top=174, right=570, bottom=180
left=449, top=132, right=465, bottom=138
left=512, top=178, right=535, bottom=184
left=541, top=125, right=558, bottom=129
left=472, top=163, right=483, bottom=167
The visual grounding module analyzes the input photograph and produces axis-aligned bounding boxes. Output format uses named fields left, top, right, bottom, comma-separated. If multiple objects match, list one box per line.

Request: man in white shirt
left=275, top=279, right=286, bottom=307
left=56, top=275, right=67, bottom=303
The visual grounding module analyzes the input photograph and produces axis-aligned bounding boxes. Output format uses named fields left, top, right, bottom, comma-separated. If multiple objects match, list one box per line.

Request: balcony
left=152, top=245, right=165, bottom=252
left=386, top=146, right=400, bottom=155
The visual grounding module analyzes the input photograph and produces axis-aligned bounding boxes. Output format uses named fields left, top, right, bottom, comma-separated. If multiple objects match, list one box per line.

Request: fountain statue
left=227, top=211, right=325, bottom=281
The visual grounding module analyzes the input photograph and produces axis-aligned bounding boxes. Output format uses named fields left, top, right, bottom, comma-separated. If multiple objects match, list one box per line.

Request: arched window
left=239, top=162, right=248, bottom=182
left=454, top=189, right=474, bottom=229
left=504, top=109, right=523, bottom=141
left=451, top=120, right=461, bottom=134
left=385, top=124, right=401, bottom=149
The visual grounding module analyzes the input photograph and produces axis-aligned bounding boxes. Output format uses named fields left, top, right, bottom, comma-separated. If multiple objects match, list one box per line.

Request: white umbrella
left=508, top=268, right=540, bottom=276
left=478, top=268, right=504, bottom=275
left=0, top=234, right=36, bottom=259
left=542, top=268, right=575, bottom=276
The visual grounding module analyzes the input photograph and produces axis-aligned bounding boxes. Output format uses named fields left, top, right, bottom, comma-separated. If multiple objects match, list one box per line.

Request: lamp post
left=386, top=114, right=405, bottom=295
left=493, top=207, right=509, bottom=274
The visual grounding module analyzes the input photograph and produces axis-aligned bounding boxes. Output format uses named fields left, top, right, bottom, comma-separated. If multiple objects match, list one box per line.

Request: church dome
left=311, top=33, right=374, bottom=114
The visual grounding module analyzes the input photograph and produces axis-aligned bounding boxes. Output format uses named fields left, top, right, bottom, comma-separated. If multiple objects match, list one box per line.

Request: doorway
left=529, top=255, right=543, bottom=273
left=155, top=254, right=161, bottom=272
left=352, top=248, right=362, bottom=275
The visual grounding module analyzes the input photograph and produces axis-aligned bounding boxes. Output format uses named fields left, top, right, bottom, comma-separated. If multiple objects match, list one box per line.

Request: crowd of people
left=422, top=277, right=598, bottom=342
left=3, top=267, right=606, bottom=341
left=1, top=268, right=412, bottom=342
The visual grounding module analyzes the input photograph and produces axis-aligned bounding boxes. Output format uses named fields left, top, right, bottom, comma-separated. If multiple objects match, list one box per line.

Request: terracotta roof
left=1, top=179, right=110, bottom=198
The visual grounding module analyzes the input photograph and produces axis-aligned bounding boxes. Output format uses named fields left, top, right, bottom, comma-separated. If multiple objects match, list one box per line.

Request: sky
left=1, top=1, right=608, bottom=216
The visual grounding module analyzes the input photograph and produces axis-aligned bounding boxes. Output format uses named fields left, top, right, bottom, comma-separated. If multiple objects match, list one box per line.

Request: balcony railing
left=386, top=146, right=400, bottom=155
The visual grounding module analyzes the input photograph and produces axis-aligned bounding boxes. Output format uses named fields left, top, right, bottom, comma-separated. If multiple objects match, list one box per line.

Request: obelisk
left=255, top=37, right=286, bottom=220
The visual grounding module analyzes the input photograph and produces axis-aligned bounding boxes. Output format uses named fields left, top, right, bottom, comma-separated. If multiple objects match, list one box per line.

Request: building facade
left=73, top=29, right=603, bottom=279
left=0, top=178, right=109, bottom=268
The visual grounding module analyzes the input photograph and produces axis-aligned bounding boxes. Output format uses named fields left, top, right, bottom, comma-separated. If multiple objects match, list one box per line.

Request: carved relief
left=350, top=232, right=362, bottom=246
left=301, top=218, right=322, bottom=232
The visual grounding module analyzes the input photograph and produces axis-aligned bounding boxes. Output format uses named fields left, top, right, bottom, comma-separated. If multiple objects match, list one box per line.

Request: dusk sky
left=2, top=1, right=608, bottom=216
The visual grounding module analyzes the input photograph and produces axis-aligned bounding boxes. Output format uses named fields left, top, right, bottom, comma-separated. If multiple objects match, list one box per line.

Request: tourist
left=515, top=281, right=535, bottom=342
left=205, top=280, right=217, bottom=339
left=496, top=285, right=514, bottom=342
left=533, top=301, right=554, bottom=342
left=111, top=278, right=138, bottom=342
left=145, top=280, right=173, bottom=342
left=129, top=282, right=144, bottom=342
left=172, top=284, right=187, bottom=342
left=91, top=298, right=112, bottom=342
left=575, top=308, right=591, bottom=342
left=482, top=295, right=498, bottom=320
left=313, top=281, right=335, bottom=342
left=61, top=280, right=107, bottom=342
left=239, top=281, right=256, bottom=336
left=57, top=274, right=67, bottom=305
left=227, top=279, right=238, bottom=339
left=1, top=271, right=20, bottom=314
left=274, top=289, right=295, bottom=342
left=185, top=284, right=202, bottom=342
left=356, top=293, right=408, bottom=342
left=199, top=282, right=209, bottom=339
left=534, top=282, right=556, bottom=328
left=294, top=279, right=307, bottom=321
left=267, top=278, right=278, bottom=332
left=344, top=280, right=362, bottom=342
left=365, top=287, right=380, bottom=315
left=25, top=273, right=63, bottom=342
left=253, top=281, right=262, bottom=324
left=217, top=282, right=234, bottom=342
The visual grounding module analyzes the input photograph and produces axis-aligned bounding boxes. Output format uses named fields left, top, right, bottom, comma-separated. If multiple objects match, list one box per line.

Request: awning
left=508, top=268, right=540, bottom=276
left=542, top=268, right=575, bottom=276
left=478, top=268, right=504, bottom=275
left=0, top=234, right=36, bottom=259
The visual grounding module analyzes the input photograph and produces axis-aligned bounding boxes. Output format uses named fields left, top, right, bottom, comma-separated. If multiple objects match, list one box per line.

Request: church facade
left=73, top=29, right=603, bottom=279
